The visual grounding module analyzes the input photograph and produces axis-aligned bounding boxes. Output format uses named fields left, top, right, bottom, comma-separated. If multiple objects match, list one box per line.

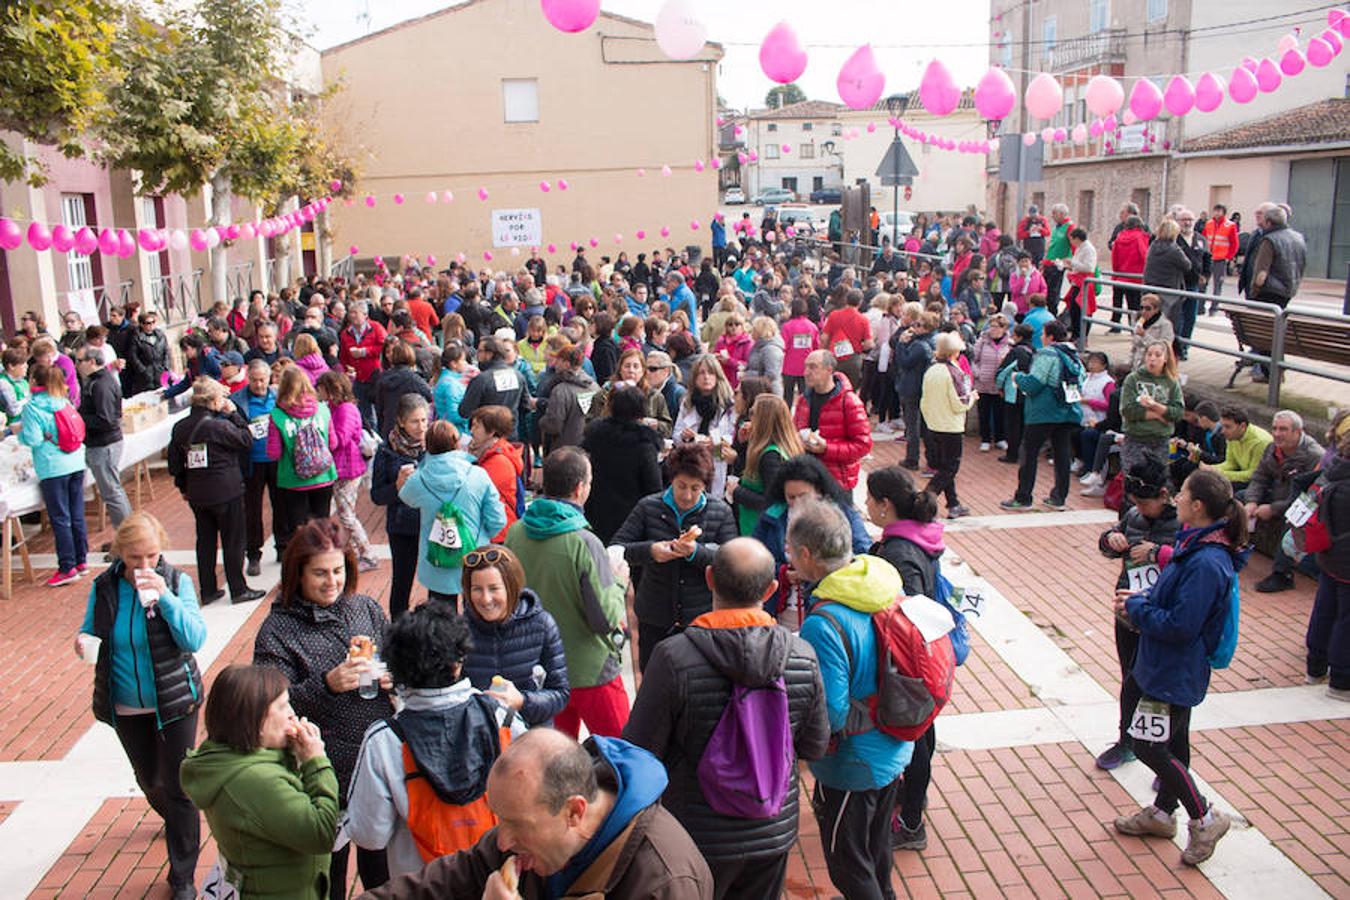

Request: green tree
left=764, top=83, right=805, bottom=110
left=0, top=1, right=121, bottom=183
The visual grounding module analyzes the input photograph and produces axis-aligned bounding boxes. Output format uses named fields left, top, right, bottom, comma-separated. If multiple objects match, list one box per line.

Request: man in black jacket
left=623, top=538, right=830, bottom=900
left=167, top=378, right=265, bottom=605
left=76, top=347, right=133, bottom=535
left=459, top=337, right=528, bottom=425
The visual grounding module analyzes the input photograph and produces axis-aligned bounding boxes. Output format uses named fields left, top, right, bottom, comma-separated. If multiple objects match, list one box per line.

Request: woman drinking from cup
left=76, top=512, right=205, bottom=900
left=252, top=517, right=393, bottom=899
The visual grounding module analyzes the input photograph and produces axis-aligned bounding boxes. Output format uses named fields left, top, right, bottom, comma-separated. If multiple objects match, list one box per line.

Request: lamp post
left=885, top=93, right=910, bottom=250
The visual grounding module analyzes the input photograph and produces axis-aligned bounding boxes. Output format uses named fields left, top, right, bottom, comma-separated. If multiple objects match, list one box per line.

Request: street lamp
left=884, top=94, right=910, bottom=251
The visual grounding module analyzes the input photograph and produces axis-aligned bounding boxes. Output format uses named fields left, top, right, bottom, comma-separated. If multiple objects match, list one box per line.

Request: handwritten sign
left=492, top=208, right=542, bottom=247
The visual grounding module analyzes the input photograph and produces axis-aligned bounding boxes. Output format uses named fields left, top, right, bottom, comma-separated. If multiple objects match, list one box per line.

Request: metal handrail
left=329, top=255, right=355, bottom=281
left=153, top=269, right=205, bottom=325
left=225, top=261, right=255, bottom=301
left=1083, top=274, right=1350, bottom=406
left=64, top=281, right=133, bottom=323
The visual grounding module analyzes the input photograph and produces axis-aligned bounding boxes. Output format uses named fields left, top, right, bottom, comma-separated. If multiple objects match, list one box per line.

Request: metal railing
left=1044, top=28, right=1127, bottom=72
left=329, top=255, right=355, bottom=281
left=150, top=269, right=204, bottom=325
left=63, top=281, right=133, bottom=323
left=1081, top=275, right=1350, bottom=406
left=225, top=261, right=255, bottom=300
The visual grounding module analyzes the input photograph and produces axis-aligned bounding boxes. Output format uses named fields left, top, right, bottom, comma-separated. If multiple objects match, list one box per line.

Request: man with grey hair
left=1246, top=202, right=1306, bottom=311
left=793, top=349, right=872, bottom=490
left=665, top=270, right=699, bottom=328
left=338, top=297, right=386, bottom=430
left=789, top=498, right=912, bottom=900
left=1043, top=203, right=1075, bottom=313
left=1109, top=202, right=1141, bottom=250
left=230, top=359, right=280, bottom=573
left=1245, top=409, right=1324, bottom=592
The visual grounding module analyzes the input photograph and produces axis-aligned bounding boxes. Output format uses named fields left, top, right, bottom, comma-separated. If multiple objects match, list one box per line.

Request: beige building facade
left=320, top=0, right=723, bottom=265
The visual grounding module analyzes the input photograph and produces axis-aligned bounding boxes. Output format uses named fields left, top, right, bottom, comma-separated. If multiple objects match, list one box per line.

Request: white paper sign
left=492, top=208, right=543, bottom=247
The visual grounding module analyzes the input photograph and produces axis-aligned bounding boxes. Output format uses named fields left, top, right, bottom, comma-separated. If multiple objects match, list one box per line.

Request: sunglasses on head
left=463, top=547, right=505, bottom=569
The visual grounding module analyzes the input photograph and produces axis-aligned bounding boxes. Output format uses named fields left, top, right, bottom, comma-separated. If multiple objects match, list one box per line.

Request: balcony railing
left=329, top=255, right=355, bottom=281
left=1044, top=28, right=1126, bottom=72
left=150, top=269, right=204, bottom=325
left=225, top=261, right=255, bottom=301
left=63, top=281, right=133, bottom=323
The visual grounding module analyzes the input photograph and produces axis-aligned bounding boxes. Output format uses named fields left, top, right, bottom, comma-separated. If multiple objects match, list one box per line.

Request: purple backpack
left=696, top=677, right=793, bottom=819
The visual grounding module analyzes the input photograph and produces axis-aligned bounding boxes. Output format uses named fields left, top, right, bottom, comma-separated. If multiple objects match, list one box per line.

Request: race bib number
left=1062, top=382, right=1082, bottom=403
left=492, top=369, right=517, bottom=392
left=792, top=333, right=812, bottom=350
left=187, top=444, right=208, bottom=469
left=249, top=417, right=269, bottom=440
left=429, top=513, right=464, bottom=550
left=1127, top=699, right=1171, bottom=743
left=199, top=860, right=242, bottom=900
left=833, top=339, right=853, bottom=358
left=1285, top=491, right=1316, bottom=528
left=1125, top=563, right=1161, bottom=593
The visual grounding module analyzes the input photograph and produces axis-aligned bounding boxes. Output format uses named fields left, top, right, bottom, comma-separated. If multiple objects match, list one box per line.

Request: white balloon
left=655, top=0, right=707, bottom=59
left=204, top=228, right=221, bottom=249
left=169, top=229, right=188, bottom=251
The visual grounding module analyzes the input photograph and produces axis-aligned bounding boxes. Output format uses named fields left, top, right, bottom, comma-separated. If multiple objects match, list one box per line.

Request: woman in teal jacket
left=398, top=420, right=507, bottom=607
left=19, top=362, right=88, bottom=584
left=1002, top=320, right=1084, bottom=511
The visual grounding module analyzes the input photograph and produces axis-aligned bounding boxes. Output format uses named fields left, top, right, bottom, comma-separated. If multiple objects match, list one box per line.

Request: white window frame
left=61, top=194, right=94, bottom=292
left=764, top=143, right=780, bottom=159
left=502, top=79, right=539, bottom=123
left=1043, top=16, right=1057, bottom=53
left=800, top=143, right=815, bottom=159
left=1147, top=0, right=1166, bottom=23
left=1090, top=0, right=1109, bottom=32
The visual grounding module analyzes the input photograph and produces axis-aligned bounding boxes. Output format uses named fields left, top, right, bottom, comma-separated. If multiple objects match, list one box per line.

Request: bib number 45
left=1127, top=699, right=1171, bottom=743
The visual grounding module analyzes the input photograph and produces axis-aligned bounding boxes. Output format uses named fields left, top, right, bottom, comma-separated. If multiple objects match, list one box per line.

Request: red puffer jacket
left=792, top=373, right=873, bottom=490
left=476, top=438, right=524, bottom=541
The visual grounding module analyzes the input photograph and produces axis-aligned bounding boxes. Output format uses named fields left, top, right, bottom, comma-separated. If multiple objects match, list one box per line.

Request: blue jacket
left=893, top=331, right=936, bottom=399
left=1015, top=343, right=1084, bottom=426
left=164, top=347, right=221, bottom=399
left=462, top=588, right=570, bottom=726
left=800, top=556, right=914, bottom=790
left=230, top=385, right=277, bottom=464
left=670, top=284, right=699, bottom=325
left=398, top=450, right=507, bottom=595
left=370, top=443, right=424, bottom=537
left=1023, top=306, right=1054, bottom=349
left=19, top=391, right=86, bottom=479
left=433, top=368, right=472, bottom=431
left=1125, top=522, right=1249, bottom=708
left=710, top=219, right=727, bottom=249
left=752, top=500, right=872, bottom=569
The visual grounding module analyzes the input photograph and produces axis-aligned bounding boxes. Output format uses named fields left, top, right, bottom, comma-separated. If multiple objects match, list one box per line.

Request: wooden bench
left=1225, top=307, right=1350, bottom=385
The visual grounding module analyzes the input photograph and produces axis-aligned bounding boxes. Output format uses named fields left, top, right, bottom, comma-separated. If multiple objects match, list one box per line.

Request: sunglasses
left=463, top=547, right=506, bottom=569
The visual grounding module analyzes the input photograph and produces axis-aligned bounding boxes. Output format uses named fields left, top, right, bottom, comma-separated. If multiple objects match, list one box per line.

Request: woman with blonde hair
left=729, top=393, right=804, bottom=534
left=1119, top=338, right=1184, bottom=469
left=266, top=367, right=339, bottom=555
left=78, top=512, right=205, bottom=899
left=17, top=362, right=87, bottom=585
left=743, top=315, right=785, bottom=396
left=293, top=332, right=328, bottom=386
left=921, top=332, right=976, bottom=519
left=673, top=354, right=738, bottom=498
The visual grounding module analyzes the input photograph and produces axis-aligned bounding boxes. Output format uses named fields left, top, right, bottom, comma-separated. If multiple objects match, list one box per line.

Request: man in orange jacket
left=1202, top=203, right=1239, bottom=314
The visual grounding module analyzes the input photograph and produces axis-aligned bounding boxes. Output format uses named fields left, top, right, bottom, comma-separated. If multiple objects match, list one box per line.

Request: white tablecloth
left=0, top=408, right=190, bottom=519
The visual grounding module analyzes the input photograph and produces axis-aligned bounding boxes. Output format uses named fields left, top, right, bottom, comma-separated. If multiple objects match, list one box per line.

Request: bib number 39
left=1127, top=699, right=1171, bottom=744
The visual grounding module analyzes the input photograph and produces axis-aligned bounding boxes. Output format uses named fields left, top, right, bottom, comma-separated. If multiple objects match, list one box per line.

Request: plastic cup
left=134, top=569, right=158, bottom=609
left=79, top=634, right=101, bottom=665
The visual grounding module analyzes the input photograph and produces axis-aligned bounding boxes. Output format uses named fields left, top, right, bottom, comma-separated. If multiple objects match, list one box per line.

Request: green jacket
left=1213, top=422, right=1273, bottom=485
left=1047, top=219, right=1073, bottom=262
left=1119, top=368, right=1185, bottom=441
left=505, top=498, right=627, bottom=688
left=180, top=741, right=339, bottom=900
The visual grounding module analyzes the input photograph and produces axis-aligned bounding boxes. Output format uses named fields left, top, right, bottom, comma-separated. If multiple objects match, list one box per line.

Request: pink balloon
left=349, top=244, right=359, bottom=255
left=661, top=164, right=673, bottom=176
left=1307, top=36, right=1335, bottom=66
left=919, top=59, right=961, bottom=116
left=973, top=67, right=1016, bottom=120
left=75, top=227, right=98, bottom=254
left=1163, top=75, right=1195, bottom=116
left=539, top=180, right=551, bottom=192
left=780, top=144, right=791, bottom=154
left=393, top=193, right=405, bottom=205
left=1104, top=113, right=1118, bottom=132
left=867, top=122, right=877, bottom=133
left=426, top=191, right=438, bottom=203
left=636, top=229, right=646, bottom=240
left=689, top=220, right=700, bottom=230
left=483, top=250, right=493, bottom=261
left=1024, top=73, right=1063, bottom=120
left=613, top=233, right=622, bottom=244
left=51, top=224, right=75, bottom=252
left=660, top=226, right=671, bottom=237
left=443, top=190, right=455, bottom=203
left=759, top=21, right=807, bottom=84
left=457, top=252, right=467, bottom=263
left=426, top=254, right=437, bottom=266
left=765, top=230, right=776, bottom=242
left=737, top=152, right=749, bottom=165
left=329, top=179, right=343, bottom=192
left=1022, top=132, right=1036, bottom=146
left=1122, top=109, right=1138, bottom=126
left=1084, top=75, right=1124, bottom=117
left=1040, top=127, right=1055, bottom=143
left=557, top=179, right=569, bottom=191
left=1323, top=29, right=1343, bottom=53
left=344, top=198, right=355, bottom=207
left=547, top=243, right=557, bottom=254
left=136, top=228, right=158, bottom=253
left=1332, top=8, right=1347, bottom=26
left=694, top=160, right=705, bottom=172
left=710, top=158, right=722, bottom=169
left=364, top=195, right=376, bottom=208
left=117, top=230, right=137, bottom=258
left=569, top=242, right=578, bottom=251
left=540, top=0, right=599, bottom=33
left=1053, top=127, right=1067, bottom=142
left=1280, top=48, right=1306, bottom=76
left=1128, top=78, right=1163, bottom=121
left=477, top=187, right=490, bottom=201
left=836, top=45, right=885, bottom=111
left=1071, top=123, right=1089, bottom=143
left=1277, top=33, right=1299, bottom=54
left=1089, top=118, right=1104, bottom=137
left=1230, top=64, right=1259, bottom=102
left=1195, top=72, right=1225, bottom=111
left=239, top=223, right=255, bottom=240
left=748, top=150, right=759, bottom=162
left=637, top=168, right=646, bottom=177
left=1241, top=56, right=1259, bottom=72
left=100, top=228, right=121, bottom=255
left=1255, top=57, right=1281, bottom=92
left=589, top=238, right=599, bottom=248
left=27, top=222, right=52, bottom=251
left=0, top=218, right=23, bottom=250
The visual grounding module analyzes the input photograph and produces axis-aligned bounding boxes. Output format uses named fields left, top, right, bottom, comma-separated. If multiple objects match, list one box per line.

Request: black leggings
left=922, top=430, right=963, bottom=509
left=115, top=711, right=200, bottom=891
left=276, top=484, right=335, bottom=554
left=976, top=393, right=1004, bottom=443
left=899, top=723, right=937, bottom=828
left=388, top=532, right=419, bottom=619
left=1115, top=620, right=1141, bottom=745
left=330, top=841, right=389, bottom=900
left=1124, top=676, right=1208, bottom=819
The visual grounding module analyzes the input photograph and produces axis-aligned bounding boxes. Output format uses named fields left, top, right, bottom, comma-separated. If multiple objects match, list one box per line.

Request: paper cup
left=79, top=634, right=101, bottom=665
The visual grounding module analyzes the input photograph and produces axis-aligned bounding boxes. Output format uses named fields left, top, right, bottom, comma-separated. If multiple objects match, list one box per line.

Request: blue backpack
left=1207, top=573, right=1240, bottom=669
left=932, top=559, right=971, bottom=667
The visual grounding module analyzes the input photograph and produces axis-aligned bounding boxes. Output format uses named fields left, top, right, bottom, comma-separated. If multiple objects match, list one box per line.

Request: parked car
left=723, top=186, right=746, bottom=205
left=753, top=187, right=796, bottom=206
left=809, top=187, right=842, bottom=204
left=878, top=209, right=916, bottom=248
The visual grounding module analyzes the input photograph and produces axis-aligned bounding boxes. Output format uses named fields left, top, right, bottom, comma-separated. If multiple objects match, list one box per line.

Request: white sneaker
left=1082, top=483, right=1107, bottom=497
left=1070, top=459, right=1084, bottom=475
left=1080, top=471, right=1103, bottom=487
left=979, top=442, right=991, bottom=452
left=995, top=440, right=1008, bottom=450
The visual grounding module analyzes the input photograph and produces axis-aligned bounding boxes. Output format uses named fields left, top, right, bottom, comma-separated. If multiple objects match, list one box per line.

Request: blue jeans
left=41, top=471, right=88, bottom=572
left=1177, top=296, right=1199, bottom=356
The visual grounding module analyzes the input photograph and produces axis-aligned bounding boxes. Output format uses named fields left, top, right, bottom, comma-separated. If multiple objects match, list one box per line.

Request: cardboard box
left=121, top=401, right=167, bottom=433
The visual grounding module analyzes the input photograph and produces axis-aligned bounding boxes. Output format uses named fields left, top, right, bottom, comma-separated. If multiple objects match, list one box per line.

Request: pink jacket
left=779, top=317, right=819, bottom=377
left=328, top=400, right=366, bottom=481
left=714, top=331, right=753, bottom=388
left=1008, top=269, right=1048, bottom=315
left=296, top=352, right=329, bottom=386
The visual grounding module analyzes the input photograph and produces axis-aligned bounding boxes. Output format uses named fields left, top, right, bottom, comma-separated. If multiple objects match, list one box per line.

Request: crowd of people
left=0, top=196, right=1337, bottom=900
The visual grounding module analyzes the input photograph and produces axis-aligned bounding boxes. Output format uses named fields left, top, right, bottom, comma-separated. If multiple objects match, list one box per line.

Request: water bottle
left=359, top=654, right=381, bottom=699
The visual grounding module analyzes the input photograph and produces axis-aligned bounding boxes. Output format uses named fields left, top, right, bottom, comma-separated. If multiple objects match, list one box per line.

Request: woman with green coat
left=181, top=664, right=339, bottom=900
left=1119, top=339, right=1185, bottom=471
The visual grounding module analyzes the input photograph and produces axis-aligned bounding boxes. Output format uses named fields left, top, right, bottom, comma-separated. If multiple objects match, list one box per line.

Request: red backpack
left=52, top=403, right=85, bottom=452
left=814, top=595, right=956, bottom=741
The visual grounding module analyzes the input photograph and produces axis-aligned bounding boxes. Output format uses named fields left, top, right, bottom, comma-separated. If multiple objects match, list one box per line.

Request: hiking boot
left=1181, top=810, right=1230, bottom=865
left=890, top=815, right=928, bottom=851
left=1095, top=742, right=1136, bottom=771
left=1255, top=571, right=1294, bottom=593
left=246, top=558, right=262, bottom=577
left=1114, top=805, right=1177, bottom=839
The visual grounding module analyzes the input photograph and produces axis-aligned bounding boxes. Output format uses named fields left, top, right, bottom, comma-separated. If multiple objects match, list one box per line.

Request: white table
left=0, top=408, right=189, bottom=596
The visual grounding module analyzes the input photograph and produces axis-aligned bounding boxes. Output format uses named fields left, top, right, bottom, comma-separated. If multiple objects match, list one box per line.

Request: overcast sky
left=299, top=0, right=992, bottom=110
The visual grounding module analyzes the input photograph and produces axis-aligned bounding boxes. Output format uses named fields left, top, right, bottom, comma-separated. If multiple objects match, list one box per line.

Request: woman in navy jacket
left=1112, top=468, right=1249, bottom=867
left=370, top=394, right=428, bottom=619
